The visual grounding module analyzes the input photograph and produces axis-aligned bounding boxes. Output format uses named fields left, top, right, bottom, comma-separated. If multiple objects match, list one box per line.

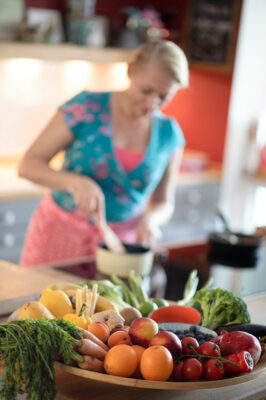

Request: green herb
left=128, top=270, right=148, bottom=304
left=111, top=274, right=140, bottom=308
left=177, top=269, right=213, bottom=306
left=85, top=279, right=131, bottom=311
left=0, top=318, right=82, bottom=400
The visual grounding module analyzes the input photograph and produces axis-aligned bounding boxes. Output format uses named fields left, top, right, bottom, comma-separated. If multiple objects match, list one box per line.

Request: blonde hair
left=132, top=40, right=189, bottom=88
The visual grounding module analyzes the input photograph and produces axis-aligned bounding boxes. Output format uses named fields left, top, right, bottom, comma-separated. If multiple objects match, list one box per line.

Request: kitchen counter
left=0, top=154, right=221, bottom=200
left=0, top=260, right=265, bottom=400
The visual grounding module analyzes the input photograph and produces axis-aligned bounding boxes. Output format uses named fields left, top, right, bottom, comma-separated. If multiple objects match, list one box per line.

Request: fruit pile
left=76, top=316, right=262, bottom=382
left=12, top=275, right=263, bottom=384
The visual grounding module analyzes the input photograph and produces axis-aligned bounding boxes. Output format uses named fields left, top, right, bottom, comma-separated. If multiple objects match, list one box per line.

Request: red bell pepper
left=224, top=350, right=254, bottom=373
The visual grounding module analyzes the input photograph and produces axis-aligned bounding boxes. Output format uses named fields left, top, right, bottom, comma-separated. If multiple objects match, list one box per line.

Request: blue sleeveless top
left=52, top=91, right=185, bottom=222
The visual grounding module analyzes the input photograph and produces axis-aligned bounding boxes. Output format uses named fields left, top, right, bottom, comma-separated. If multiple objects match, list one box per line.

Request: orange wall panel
left=162, top=68, right=233, bottom=162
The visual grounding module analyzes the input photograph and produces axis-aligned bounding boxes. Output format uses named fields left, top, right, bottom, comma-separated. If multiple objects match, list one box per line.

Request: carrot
left=78, top=355, right=104, bottom=373
left=79, top=327, right=109, bottom=351
left=78, top=338, right=107, bottom=360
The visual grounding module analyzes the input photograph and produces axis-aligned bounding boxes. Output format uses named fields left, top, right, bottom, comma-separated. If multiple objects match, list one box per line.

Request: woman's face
left=126, top=60, right=179, bottom=118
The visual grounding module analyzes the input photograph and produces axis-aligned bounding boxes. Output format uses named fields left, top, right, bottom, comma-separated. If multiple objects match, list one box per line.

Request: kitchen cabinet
left=0, top=182, right=219, bottom=264
left=0, top=197, right=42, bottom=263
left=160, top=181, right=220, bottom=245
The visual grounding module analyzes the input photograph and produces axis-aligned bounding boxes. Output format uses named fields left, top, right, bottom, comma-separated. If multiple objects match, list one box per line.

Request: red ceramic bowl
left=149, top=305, right=201, bottom=324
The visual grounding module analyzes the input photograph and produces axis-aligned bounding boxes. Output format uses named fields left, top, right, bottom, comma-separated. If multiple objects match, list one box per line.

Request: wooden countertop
left=0, top=260, right=265, bottom=400
left=0, top=259, right=87, bottom=315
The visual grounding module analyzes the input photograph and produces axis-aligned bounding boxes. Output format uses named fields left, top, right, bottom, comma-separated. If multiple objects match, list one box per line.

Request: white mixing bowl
left=95, top=243, right=154, bottom=278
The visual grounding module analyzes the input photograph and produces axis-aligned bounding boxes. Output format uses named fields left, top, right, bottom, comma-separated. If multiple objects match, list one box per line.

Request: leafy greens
left=0, top=318, right=82, bottom=400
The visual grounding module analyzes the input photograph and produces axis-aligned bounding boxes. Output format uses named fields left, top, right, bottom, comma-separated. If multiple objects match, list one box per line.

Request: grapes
left=167, top=325, right=215, bottom=345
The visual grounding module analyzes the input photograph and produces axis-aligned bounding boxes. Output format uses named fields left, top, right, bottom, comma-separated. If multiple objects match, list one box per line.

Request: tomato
left=224, top=351, right=254, bottom=373
left=171, top=361, right=185, bottom=381
left=181, top=337, right=199, bottom=355
left=204, top=359, right=225, bottom=380
left=219, top=331, right=261, bottom=366
left=183, top=358, right=203, bottom=380
left=199, top=341, right=221, bottom=357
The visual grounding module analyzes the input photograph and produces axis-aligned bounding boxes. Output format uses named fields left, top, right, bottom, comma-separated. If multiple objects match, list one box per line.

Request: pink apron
left=20, top=147, right=143, bottom=268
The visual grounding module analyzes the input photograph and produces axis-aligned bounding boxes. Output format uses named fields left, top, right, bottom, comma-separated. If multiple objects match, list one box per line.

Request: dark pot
left=207, top=231, right=263, bottom=268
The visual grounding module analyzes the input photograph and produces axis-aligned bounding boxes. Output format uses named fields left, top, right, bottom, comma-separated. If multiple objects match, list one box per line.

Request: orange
left=104, top=344, right=138, bottom=377
left=87, top=321, right=110, bottom=343
left=131, top=345, right=145, bottom=378
left=107, top=330, right=132, bottom=348
left=140, top=345, right=173, bottom=381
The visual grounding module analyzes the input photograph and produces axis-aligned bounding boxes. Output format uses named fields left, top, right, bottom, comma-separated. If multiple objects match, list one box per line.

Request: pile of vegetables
left=85, top=270, right=148, bottom=311
left=0, top=269, right=256, bottom=398
left=177, top=270, right=251, bottom=330
left=0, top=318, right=82, bottom=400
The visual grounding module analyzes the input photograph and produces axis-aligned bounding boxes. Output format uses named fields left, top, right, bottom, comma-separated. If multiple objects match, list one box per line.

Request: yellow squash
left=18, top=301, right=54, bottom=320
left=63, top=313, right=92, bottom=329
left=39, top=288, right=73, bottom=318
left=95, top=295, right=119, bottom=313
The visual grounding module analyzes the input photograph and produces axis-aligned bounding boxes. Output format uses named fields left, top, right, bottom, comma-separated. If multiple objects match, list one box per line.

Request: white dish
left=95, top=243, right=154, bottom=278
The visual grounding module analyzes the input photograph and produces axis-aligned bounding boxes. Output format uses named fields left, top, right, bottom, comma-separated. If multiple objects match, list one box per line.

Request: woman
left=18, top=39, right=189, bottom=267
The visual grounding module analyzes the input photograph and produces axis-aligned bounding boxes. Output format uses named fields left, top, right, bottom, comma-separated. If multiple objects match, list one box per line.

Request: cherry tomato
left=171, top=361, right=185, bottom=381
left=199, top=341, right=221, bottom=357
left=181, top=337, right=199, bottom=355
left=183, top=358, right=203, bottom=380
left=204, top=359, right=225, bottom=380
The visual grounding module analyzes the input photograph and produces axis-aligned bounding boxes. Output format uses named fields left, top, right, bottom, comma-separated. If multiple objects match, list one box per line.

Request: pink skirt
left=20, top=194, right=141, bottom=268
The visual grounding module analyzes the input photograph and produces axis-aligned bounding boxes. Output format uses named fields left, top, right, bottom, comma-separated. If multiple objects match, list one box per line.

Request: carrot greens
left=0, top=318, right=82, bottom=400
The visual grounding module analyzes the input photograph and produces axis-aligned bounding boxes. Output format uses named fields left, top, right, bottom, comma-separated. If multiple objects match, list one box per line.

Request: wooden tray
left=54, top=352, right=266, bottom=390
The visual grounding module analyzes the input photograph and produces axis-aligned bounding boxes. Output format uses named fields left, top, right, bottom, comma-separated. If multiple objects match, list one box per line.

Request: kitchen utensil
left=214, top=206, right=239, bottom=244
left=208, top=231, right=263, bottom=268
left=95, top=243, right=154, bottom=278
left=209, top=206, right=263, bottom=267
left=94, top=215, right=126, bottom=254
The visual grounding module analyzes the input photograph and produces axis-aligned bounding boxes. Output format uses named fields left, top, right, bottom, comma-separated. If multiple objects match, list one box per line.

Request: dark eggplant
left=216, top=323, right=266, bottom=338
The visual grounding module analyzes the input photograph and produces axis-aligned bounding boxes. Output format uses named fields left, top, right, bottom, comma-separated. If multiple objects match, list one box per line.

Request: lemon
left=138, top=301, right=158, bottom=317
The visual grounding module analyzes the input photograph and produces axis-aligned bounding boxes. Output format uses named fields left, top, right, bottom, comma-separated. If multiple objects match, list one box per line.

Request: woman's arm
left=18, top=110, right=75, bottom=190
left=18, top=110, right=106, bottom=220
left=136, top=148, right=183, bottom=245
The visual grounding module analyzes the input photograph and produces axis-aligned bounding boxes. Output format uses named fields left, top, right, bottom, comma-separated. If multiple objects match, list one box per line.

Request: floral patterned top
left=52, top=91, right=185, bottom=222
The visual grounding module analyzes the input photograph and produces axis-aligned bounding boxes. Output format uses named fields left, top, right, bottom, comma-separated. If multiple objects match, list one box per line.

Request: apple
left=149, top=331, right=182, bottom=358
left=129, top=317, right=159, bottom=347
left=219, top=331, right=261, bottom=365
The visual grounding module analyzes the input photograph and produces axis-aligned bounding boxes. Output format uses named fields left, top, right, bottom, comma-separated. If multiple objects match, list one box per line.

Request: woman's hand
left=69, top=175, right=106, bottom=222
left=135, top=216, right=162, bottom=248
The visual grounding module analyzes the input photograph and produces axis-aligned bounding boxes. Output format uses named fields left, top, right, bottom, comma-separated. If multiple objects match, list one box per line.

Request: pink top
left=115, top=146, right=143, bottom=172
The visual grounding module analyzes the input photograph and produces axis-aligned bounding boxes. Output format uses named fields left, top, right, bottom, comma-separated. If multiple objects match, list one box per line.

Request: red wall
left=162, top=68, right=233, bottom=162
